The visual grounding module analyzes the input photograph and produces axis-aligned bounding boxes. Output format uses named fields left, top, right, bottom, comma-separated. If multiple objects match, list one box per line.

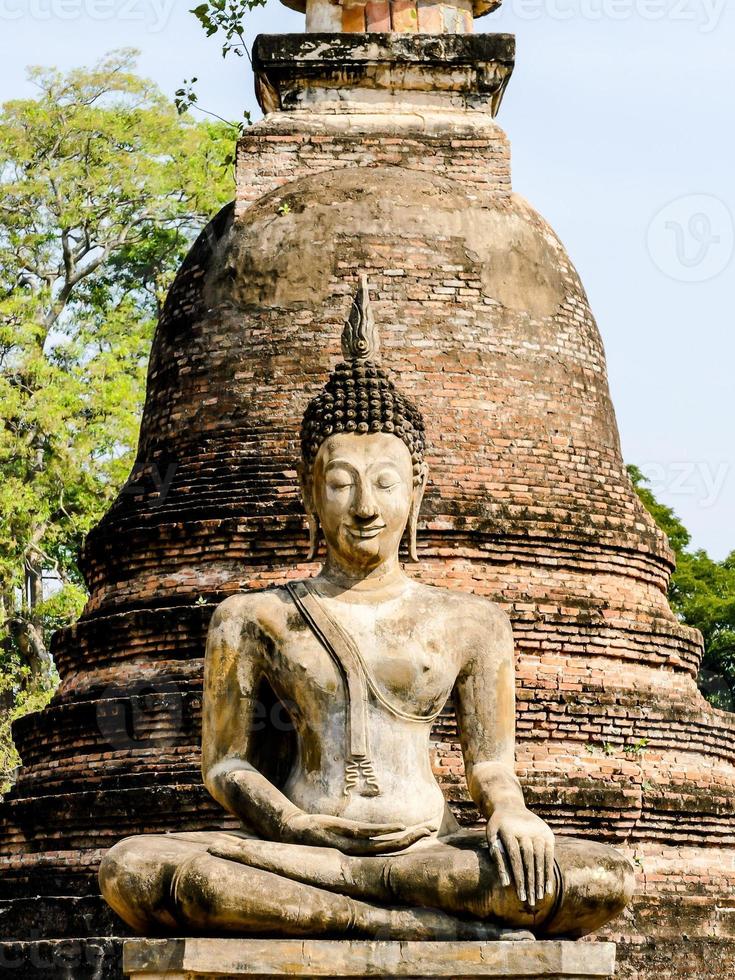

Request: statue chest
left=270, top=603, right=457, bottom=721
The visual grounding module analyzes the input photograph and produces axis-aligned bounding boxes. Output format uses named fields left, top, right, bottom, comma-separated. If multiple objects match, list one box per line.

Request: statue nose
left=353, top=485, right=379, bottom=519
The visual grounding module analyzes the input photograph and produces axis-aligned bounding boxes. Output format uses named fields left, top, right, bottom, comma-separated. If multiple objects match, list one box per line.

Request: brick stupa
left=1, top=8, right=734, bottom=979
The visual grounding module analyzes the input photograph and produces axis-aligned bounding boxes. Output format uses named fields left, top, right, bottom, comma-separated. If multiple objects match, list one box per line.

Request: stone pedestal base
left=123, top=939, right=616, bottom=980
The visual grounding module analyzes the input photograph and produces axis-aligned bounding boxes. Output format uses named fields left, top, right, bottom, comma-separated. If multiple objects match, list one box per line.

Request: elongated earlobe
left=299, top=465, right=321, bottom=561
left=407, top=463, right=429, bottom=563
left=306, top=512, right=321, bottom=562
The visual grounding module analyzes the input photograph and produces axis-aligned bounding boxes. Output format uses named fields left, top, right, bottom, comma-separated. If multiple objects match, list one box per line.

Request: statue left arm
left=454, top=602, right=555, bottom=906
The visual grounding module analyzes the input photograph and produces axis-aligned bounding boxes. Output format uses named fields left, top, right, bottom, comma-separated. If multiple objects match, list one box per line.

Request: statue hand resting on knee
left=100, top=278, right=634, bottom=940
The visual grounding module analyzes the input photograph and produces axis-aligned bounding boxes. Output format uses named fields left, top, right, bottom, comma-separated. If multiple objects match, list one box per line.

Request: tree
left=629, top=466, right=735, bottom=711
left=175, top=1, right=268, bottom=128
left=0, top=51, right=233, bottom=789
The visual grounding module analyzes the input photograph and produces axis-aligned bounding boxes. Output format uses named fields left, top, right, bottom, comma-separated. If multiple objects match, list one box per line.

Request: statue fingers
left=320, top=816, right=407, bottom=839
left=499, top=831, right=526, bottom=904
left=394, top=824, right=436, bottom=846
left=486, top=811, right=502, bottom=841
left=286, top=821, right=353, bottom=850
left=313, top=829, right=368, bottom=853
left=358, top=821, right=408, bottom=836
left=544, top=839, right=555, bottom=897
left=487, top=835, right=512, bottom=890
left=295, top=822, right=422, bottom=854
left=533, top=838, right=546, bottom=903
left=373, top=825, right=433, bottom=853
left=520, top=838, right=536, bottom=908
left=342, top=825, right=432, bottom=855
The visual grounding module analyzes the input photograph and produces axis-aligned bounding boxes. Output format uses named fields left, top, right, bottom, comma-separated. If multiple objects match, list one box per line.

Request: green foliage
left=34, top=584, right=88, bottom=638
left=629, top=465, right=735, bottom=711
left=174, top=75, right=252, bottom=138
left=0, top=49, right=232, bottom=604
left=627, top=465, right=691, bottom=554
left=190, top=0, right=267, bottom=59
left=175, top=1, right=268, bottom=134
left=0, top=52, right=234, bottom=785
left=0, top=653, right=58, bottom=796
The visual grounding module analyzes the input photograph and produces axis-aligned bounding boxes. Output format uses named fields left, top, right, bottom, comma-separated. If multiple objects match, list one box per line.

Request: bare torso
left=239, top=579, right=496, bottom=831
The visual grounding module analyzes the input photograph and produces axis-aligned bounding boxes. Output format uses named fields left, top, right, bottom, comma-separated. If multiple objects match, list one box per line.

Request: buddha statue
left=99, top=278, right=634, bottom=941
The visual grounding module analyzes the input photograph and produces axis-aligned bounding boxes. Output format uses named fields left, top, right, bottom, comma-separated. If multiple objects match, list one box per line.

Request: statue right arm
left=201, top=594, right=303, bottom=839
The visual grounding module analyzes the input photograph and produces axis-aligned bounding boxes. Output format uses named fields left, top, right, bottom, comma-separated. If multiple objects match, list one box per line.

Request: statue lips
left=346, top=524, right=386, bottom=540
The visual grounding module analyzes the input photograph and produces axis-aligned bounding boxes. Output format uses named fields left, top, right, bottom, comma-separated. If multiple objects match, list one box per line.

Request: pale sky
left=0, top=0, right=733, bottom=558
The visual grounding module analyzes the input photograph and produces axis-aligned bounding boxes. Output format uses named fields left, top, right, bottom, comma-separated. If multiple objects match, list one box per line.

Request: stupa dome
left=90, top=163, right=674, bottom=618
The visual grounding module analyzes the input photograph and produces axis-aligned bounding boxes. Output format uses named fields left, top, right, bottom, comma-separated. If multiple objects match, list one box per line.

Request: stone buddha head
left=299, top=277, right=429, bottom=570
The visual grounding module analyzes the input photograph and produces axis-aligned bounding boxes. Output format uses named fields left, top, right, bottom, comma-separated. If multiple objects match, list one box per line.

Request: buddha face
left=307, top=432, right=418, bottom=573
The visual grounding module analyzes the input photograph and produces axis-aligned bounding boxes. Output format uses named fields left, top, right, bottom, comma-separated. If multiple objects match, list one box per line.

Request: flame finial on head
left=300, top=275, right=429, bottom=560
left=301, top=275, right=426, bottom=476
left=341, top=275, right=379, bottom=363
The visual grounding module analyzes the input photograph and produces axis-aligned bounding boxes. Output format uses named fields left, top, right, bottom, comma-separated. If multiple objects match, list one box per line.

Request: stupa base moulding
left=122, top=939, right=616, bottom=980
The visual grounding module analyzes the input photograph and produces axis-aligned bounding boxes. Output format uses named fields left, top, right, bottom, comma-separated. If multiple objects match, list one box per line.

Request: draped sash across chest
left=285, top=581, right=446, bottom=798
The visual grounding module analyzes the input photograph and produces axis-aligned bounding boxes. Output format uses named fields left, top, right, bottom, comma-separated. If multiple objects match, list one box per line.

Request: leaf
left=188, top=0, right=266, bottom=62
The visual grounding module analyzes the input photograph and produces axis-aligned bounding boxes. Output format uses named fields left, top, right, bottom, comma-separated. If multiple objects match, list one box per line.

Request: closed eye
left=375, top=468, right=402, bottom=490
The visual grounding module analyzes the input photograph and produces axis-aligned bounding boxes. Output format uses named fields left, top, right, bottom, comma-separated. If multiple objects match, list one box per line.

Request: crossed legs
left=99, top=829, right=633, bottom=939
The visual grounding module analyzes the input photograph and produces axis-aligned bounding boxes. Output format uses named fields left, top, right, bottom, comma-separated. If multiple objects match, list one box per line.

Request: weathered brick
left=366, top=0, right=391, bottom=28
left=342, top=1, right=366, bottom=31
left=417, top=0, right=443, bottom=31
left=391, top=0, right=419, bottom=30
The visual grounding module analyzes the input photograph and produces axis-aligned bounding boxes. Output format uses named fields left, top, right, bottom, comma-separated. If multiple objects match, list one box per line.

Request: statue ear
left=305, top=513, right=321, bottom=562
left=298, top=464, right=321, bottom=562
left=407, top=462, right=429, bottom=563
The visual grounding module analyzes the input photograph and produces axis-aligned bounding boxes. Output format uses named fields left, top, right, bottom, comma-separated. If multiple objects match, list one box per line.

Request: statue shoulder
left=413, top=583, right=514, bottom=655
left=207, top=586, right=294, bottom=638
left=415, top=581, right=510, bottom=622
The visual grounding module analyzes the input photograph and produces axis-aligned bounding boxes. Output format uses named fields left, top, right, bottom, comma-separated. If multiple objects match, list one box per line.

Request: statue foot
left=385, top=908, right=531, bottom=942
left=498, top=928, right=536, bottom=942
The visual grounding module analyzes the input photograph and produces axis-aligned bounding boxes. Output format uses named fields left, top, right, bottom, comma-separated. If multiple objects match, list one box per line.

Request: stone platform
left=123, top=940, right=616, bottom=980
